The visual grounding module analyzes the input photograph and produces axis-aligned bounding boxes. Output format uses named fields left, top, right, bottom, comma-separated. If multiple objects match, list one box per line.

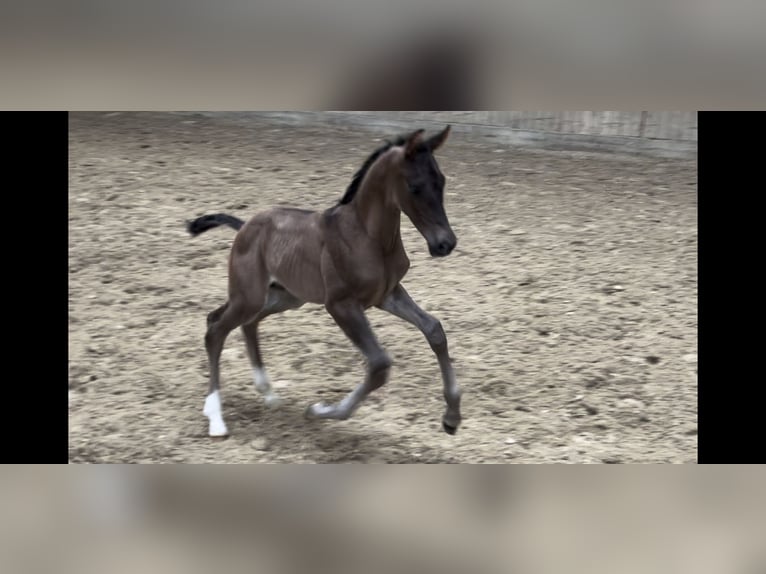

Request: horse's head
left=394, top=126, right=457, bottom=257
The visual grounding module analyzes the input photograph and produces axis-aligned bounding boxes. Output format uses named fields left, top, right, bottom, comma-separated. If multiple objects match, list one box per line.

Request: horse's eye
left=409, top=184, right=420, bottom=196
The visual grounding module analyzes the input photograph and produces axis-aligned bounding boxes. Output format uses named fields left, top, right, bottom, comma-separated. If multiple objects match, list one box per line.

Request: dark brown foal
left=189, top=125, right=462, bottom=438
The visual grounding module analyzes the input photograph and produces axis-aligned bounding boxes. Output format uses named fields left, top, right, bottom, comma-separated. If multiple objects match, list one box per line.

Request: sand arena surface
left=68, top=112, right=697, bottom=462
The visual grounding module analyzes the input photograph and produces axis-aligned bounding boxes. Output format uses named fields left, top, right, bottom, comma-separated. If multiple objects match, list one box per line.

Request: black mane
left=337, top=134, right=408, bottom=205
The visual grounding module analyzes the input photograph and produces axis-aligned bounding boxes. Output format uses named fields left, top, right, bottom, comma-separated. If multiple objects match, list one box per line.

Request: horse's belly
left=267, top=255, right=324, bottom=304
left=263, top=222, right=325, bottom=304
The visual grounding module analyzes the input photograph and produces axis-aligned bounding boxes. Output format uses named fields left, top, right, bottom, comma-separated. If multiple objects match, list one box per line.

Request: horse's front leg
left=378, top=284, right=462, bottom=434
left=305, top=299, right=392, bottom=421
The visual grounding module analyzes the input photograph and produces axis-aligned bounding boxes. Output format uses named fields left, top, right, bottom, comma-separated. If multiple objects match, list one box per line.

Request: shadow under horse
left=187, top=126, right=462, bottom=438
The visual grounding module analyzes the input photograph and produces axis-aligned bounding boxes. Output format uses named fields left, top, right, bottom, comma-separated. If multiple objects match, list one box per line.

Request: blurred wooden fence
left=198, top=111, right=698, bottom=157
left=335, top=112, right=697, bottom=141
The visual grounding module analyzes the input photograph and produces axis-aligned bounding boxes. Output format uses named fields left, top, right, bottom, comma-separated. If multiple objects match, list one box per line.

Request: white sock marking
left=253, top=367, right=282, bottom=408
left=253, top=367, right=270, bottom=391
left=203, top=390, right=229, bottom=437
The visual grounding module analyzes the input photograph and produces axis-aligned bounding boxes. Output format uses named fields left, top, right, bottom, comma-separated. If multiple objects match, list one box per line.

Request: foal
left=188, top=126, right=462, bottom=437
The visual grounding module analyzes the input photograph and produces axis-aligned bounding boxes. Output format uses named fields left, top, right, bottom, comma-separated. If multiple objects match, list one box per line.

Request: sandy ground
left=68, top=112, right=697, bottom=463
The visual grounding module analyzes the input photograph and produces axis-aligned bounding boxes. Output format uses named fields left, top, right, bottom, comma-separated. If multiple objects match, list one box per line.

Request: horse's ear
left=427, top=125, right=451, bottom=151
left=404, top=129, right=425, bottom=159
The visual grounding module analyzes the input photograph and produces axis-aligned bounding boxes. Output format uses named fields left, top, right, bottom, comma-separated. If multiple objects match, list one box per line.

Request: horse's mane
left=337, top=134, right=408, bottom=205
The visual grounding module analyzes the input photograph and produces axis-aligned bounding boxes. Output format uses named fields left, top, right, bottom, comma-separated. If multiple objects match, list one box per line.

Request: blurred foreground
left=3, top=466, right=765, bottom=574
left=3, top=1, right=765, bottom=108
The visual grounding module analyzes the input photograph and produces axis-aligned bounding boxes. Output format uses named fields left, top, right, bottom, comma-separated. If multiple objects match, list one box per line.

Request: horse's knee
left=424, top=317, right=447, bottom=350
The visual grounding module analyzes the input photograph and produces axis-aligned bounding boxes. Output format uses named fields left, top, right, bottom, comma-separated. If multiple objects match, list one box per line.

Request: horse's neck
left=353, top=176, right=402, bottom=252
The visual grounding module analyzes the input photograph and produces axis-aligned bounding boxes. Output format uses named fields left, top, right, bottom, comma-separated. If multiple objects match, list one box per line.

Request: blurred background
left=2, top=0, right=764, bottom=108
left=245, top=111, right=698, bottom=157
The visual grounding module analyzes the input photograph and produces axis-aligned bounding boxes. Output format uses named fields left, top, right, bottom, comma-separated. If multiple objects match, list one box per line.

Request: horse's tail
left=186, top=213, right=245, bottom=237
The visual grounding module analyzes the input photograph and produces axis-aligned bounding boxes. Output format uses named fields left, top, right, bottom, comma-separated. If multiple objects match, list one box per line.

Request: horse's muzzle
left=429, top=237, right=457, bottom=257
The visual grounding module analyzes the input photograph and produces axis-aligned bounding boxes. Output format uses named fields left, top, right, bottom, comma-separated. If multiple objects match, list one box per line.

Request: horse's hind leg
left=241, top=285, right=304, bottom=408
left=201, top=225, right=271, bottom=437
left=203, top=295, right=266, bottom=437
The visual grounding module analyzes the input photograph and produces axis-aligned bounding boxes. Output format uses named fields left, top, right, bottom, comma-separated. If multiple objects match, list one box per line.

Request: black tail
left=186, top=213, right=245, bottom=237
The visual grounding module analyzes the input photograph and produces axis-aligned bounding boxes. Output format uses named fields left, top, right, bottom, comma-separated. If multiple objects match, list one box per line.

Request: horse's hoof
left=210, top=435, right=229, bottom=442
left=442, top=421, right=458, bottom=435
left=304, top=402, right=324, bottom=419
left=305, top=401, right=338, bottom=419
left=207, top=419, right=229, bottom=438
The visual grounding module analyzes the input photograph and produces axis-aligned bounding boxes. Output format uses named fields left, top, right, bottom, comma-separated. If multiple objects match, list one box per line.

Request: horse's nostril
left=439, top=241, right=455, bottom=255
left=429, top=239, right=455, bottom=257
